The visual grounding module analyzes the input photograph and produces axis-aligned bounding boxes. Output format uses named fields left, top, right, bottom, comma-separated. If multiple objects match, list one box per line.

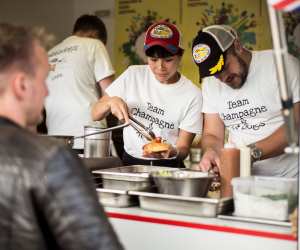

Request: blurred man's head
left=73, top=14, right=107, bottom=44
left=192, top=25, right=250, bottom=89
left=0, top=23, right=50, bottom=127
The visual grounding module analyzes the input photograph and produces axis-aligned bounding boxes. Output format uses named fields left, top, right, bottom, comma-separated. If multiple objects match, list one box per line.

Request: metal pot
left=44, top=123, right=130, bottom=152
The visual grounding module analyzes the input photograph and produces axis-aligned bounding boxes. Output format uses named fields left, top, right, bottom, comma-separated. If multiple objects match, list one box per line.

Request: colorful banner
left=114, top=0, right=274, bottom=85
left=114, top=0, right=180, bottom=76
left=284, top=10, right=300, bottom=59
left=181, top=0, right=272, bottom=85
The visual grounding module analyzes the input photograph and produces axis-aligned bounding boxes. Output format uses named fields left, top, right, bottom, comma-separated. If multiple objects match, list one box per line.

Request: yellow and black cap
left=192, top=25, right=237, bottom=78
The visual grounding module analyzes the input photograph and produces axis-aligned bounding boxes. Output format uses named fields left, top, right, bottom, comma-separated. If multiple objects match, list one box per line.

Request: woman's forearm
left=91, top=96, right=112, bottom=121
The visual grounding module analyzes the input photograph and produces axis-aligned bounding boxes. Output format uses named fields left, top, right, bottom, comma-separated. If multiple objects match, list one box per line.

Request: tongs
left=129, top=114, right=156, bottom=141
left=72, top=115, right=156, bottom=142
left=73, top=123, right=130, bottom=140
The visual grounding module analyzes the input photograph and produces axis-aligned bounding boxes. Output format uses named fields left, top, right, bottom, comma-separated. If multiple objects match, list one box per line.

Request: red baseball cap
left=144, top=21, right=183, bottom=55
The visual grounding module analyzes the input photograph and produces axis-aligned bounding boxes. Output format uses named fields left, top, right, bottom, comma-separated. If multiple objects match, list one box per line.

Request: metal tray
left=218, top=214, right=292, bottom=227
left=93, top=165, right=179, bottom=181
left=96, top=188, right=138, bottom=208
left=129, top=190, right=233, bottom=217
left=102, top=179, right=151, bottom=190
left=93, top=165, right=179, bottom=190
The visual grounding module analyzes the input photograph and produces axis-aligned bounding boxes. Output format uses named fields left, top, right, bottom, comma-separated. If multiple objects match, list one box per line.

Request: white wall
left=0, top=0, right=115, bottom=56
left=73, top=0, right=115, bottom=59
left=0, top=0, right=74, bottom=43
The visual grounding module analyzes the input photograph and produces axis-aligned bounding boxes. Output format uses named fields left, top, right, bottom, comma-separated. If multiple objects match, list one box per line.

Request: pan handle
left=73, top=122, right=130, bottom=140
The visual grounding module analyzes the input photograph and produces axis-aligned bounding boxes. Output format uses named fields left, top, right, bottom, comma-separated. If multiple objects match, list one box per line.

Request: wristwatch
left=248, top=143, right=263, bottom=162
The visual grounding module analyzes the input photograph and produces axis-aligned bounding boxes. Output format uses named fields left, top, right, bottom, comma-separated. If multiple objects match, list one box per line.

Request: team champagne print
left=131, top=102, right=175, bottom=139
left=221, top=98, right=268, bottom=131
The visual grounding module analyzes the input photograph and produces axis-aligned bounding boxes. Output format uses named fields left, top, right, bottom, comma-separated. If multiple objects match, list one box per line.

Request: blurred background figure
left=45, top=14, right=116, bottom=154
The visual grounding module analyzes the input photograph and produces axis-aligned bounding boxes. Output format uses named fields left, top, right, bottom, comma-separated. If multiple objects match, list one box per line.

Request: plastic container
left=231, top=176, right=297, bottom=221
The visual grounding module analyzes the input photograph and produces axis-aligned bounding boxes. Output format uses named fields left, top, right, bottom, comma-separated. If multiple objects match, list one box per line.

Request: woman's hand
left=108, top=96, right=130, bottom=123
left=92, top=95, right=129, bottom=123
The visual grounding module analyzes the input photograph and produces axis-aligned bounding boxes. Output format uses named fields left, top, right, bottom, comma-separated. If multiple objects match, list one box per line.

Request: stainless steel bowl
left=151, top=170, right=214, bottom=197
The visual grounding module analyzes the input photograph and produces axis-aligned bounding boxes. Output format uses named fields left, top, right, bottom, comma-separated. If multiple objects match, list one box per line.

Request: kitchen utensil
left=41, top=123, right=129, bottom=150
left=129, top=114, right=156, bottom=141
left=83, top=126, right=112, bottom=158
left=47, top=135, right=74, bottom=148
left=93, top=165, right=178, bottom=190
left=151, top=170, right=214, bottom=197
left=74, top=122, right=130, bottom=140
left=129, top=190, right=233, bottom=217
left=96, top=188, right=139, bottom=207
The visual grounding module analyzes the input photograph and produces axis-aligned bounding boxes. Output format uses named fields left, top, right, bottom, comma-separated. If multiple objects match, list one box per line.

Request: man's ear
left=233, top=39, right=243, bottom=54
left=11, top=73, right=28, bottom=101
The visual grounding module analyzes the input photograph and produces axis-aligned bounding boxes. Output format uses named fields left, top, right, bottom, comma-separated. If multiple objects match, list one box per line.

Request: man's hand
left=197, top=148, right=221, bottom=172
left=198, top=113, right=224, bottom=172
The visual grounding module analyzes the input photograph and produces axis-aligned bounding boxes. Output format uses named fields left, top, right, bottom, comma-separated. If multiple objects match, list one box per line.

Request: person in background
left=45, top=14, right=115, bottom=153
left=191, top=24, right=300, bottom=177
left=92, top=21, right=203, bottom=167
left=0, top=22, right=123, bottom=250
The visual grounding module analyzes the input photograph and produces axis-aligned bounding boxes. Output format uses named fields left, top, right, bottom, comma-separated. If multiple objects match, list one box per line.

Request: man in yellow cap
left=192, top=24, right=299, bottom=177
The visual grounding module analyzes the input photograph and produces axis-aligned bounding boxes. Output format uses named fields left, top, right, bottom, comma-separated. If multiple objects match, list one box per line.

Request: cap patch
left=209, top=54, right=224, bottom=75
left=192, top=44, right=210, bottom=64
left=150, top=24, right=173, bottom=39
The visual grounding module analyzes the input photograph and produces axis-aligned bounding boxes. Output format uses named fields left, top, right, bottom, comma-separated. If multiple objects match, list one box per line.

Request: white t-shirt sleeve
left=105, top=67, right=131, bottom=98
left=92, top=41, right=115, bottom=82
left=202, top=78, right=220, bottom=113
left=179, top=91, right=203, bottom=134
left=286, top=54, right=300, bottom=103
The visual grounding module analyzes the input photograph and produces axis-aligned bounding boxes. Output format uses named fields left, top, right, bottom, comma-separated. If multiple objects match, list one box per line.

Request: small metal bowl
left=151, top=170, right=214, bottom=197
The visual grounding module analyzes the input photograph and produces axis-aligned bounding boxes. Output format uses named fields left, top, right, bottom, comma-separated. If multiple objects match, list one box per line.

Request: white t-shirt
left=45, top=36, right=115, bottom=149
left=202, top=50, right=300, bottom=177
left=106, top=65, right=203, bottom=159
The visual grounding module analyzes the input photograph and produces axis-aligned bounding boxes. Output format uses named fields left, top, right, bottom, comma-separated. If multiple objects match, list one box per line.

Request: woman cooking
left=92, top=21, right=203, bottom=167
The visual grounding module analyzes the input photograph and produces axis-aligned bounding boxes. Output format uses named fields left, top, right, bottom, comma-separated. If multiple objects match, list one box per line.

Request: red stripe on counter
left=107, top=212, right=296, bottom=241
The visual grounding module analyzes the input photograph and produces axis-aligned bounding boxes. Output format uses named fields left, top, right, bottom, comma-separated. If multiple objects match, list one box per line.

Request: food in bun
left=143, top=137, right=171, bottom=158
